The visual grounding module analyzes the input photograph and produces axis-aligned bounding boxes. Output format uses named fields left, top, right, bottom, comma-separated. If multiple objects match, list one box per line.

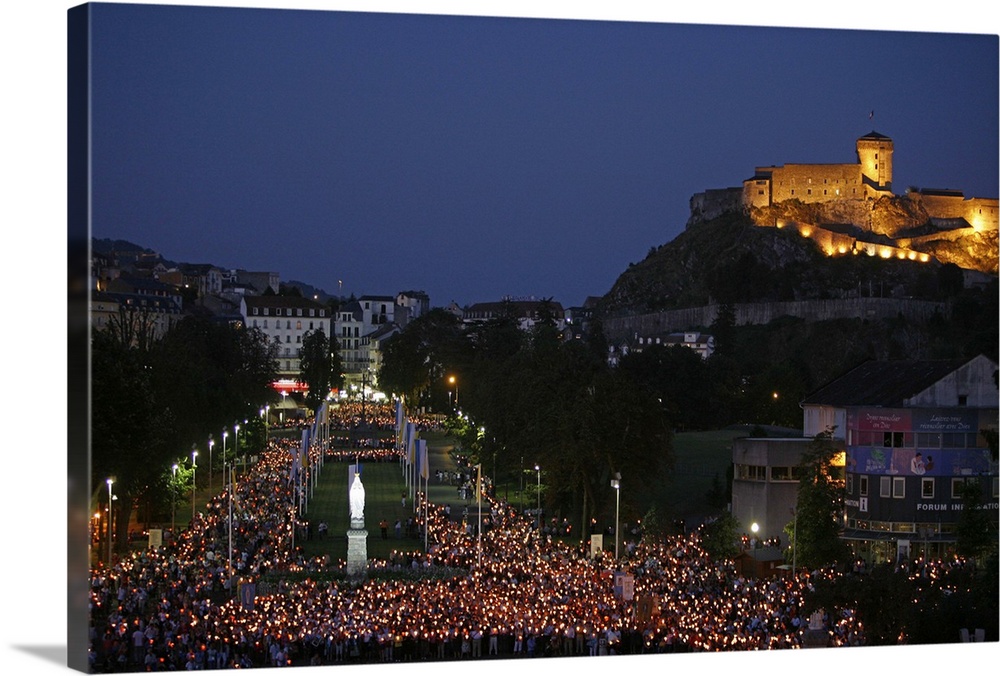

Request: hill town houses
left=90, top=243, right=996, bottom=568
left=89, top=245, right=628, bottom=397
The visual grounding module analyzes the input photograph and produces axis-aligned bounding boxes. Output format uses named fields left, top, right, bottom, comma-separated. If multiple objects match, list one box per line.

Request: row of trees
left=91, top=307, right=280, bottom=555
left=378, top=303, right=673, bottom=535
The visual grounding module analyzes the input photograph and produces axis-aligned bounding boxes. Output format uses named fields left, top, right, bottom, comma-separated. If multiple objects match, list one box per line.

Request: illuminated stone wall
left=759, top=163, right=868, bottom=205
left=910, top=192, right=1000, bottom=232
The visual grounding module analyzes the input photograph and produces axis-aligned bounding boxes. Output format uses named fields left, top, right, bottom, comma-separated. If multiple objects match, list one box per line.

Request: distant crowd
left=87, top=404, right=970, bottom=672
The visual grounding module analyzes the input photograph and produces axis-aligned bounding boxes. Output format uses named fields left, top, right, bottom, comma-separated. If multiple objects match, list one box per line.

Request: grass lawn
left=655, top=428, right=747, bottom=522
left=298, top=458, right=431, bottom=564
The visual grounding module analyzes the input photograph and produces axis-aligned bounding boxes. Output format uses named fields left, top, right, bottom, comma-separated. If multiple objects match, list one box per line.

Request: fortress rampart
left=687, top=132, right=998, bottom=234
left=602, top=297, right=950, bottom=342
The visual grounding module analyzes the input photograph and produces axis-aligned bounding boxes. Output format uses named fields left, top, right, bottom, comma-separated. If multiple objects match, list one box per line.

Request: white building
left=240, top=295, right=332, bottom=379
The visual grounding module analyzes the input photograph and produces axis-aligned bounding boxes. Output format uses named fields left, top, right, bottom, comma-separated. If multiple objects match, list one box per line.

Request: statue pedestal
left=346, top=526, right=368, bottom=578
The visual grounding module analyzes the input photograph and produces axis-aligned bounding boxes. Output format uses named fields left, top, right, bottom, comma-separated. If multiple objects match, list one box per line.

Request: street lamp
left=106, top=477, right=114, bottom=565
left=448, top=375, right=458, bottom=410
left=191, top=448, right=198, bottom=522
left=234, top=424, right=240, bottom=476
left=610, top=474, right=621, bottom=560
left=751, top=522, right=760, bottom=576
left=208, top=435, right=214, bottom=495
left=535, top=464, right=541, bottom=530
left=171, top=463, right=178, bottom=533
left=222, top=429, right=228, bottom=465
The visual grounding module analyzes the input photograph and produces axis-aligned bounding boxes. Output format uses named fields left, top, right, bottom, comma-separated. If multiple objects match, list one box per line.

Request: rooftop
left=801, top=357, right=973, bottom=407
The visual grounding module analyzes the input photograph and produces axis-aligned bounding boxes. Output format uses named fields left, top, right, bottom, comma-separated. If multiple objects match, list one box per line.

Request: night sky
left=86, top=2, right=999, bottom=309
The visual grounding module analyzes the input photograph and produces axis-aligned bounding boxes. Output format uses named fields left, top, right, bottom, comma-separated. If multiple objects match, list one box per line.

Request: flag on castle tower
left=869, top=109, right=874, bottom=120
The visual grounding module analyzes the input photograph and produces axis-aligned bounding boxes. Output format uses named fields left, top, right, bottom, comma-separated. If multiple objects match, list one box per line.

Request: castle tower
left=856, top=131, right=893, bottom=196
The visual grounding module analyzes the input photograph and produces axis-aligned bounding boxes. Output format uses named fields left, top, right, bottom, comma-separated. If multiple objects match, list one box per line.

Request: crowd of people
left=87, top=406, right=968, bottom=672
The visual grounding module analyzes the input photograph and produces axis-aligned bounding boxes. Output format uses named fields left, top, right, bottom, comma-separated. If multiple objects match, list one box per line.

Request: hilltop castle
left=687, top=133, right=998, bottom=271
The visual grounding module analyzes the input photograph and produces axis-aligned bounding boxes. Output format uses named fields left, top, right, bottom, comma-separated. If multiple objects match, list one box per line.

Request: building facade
left=841, top=405, right=998, bottom=564
left=802, top=355, right=999, bottom=564
left=732, top=355, right=998, bottom=567
left=240, top=295, right=332, bottom=380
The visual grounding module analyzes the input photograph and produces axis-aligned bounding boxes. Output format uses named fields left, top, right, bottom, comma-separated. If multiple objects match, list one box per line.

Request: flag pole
left=477, top=463, right=482, bottom=574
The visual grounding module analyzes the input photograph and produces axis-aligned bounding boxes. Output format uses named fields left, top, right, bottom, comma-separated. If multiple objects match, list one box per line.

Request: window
left=296, top=321, right=302, bottom=330
left=310, top=309, right=315, bottom=317
left=296, top=335, right=301, bottom=343
left=880, top=476, right=891, bottom=498
left=952, top=478, right=973, bottom=499
left=882, top=431, right=905, bottom=448
left=263, top=320, right=268, bottom=329
left=921, top=478, right=935, bottom=499
left=286, top=336, right=291, bottom=343
left=297, top=309, right=303, bottom=317
left=847, top=474, right=854, bottom=494
left=892, top=477, right=905, bottom=499
left=738, top=464, right=766, bottom=481
left=770, top=466, right=797, bottom=482
left=252, top=320, right=257, bottom=328
left=253, top=307, right=259, bottom=315
left=859, top=475, right=868, bottom=497
left=958, top=394, right=968, bottom=406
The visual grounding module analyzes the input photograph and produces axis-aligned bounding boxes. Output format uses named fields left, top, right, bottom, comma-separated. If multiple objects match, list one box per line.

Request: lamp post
left=751, top=522, right=760, bottom=577
left=208, top=435, right=214, bottom=495
left=233, top=424, right=240, bottom=478
left=535, top=464, right=541, bottom=530
left=448, top=375, right=458, bottom=411
left=791, top=508, right=798, bottom=574
left=191, top=448, right=198, bottom=522
left=610, top=475, right=621, bottom=560
left=171, top=463, right=178, bottom=533
left=106, top=477, right=114, bottom=565
left=222, top=429, right=228, bottom=466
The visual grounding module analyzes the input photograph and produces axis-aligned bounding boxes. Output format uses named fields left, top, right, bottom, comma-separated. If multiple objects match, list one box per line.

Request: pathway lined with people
left=90, top=400, right=974, bottom=672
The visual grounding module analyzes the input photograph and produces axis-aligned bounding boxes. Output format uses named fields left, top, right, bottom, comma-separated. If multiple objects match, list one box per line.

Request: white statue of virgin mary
left=349, top=472, right=365, bottom=522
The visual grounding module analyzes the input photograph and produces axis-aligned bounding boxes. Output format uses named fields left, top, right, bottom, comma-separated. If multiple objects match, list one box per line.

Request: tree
left=377, top=308, right=469, bottom=410
left=700, top=513, right=741, bottom=560
left=955, top=479, right=997, bottom=563
left=92, top=315, right=279, bottom=554
left=790, top=429, right=849, bottom=570
left=298, top=328, right=340, bottom=412
left=91, top=329, right=175, bottom=557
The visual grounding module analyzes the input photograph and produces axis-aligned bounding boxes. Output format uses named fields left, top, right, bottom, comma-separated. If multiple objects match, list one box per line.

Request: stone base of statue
left=346, top=518, right=368, bottom=578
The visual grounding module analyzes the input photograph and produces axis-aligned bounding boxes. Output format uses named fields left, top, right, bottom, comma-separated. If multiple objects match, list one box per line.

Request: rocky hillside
left=599, top=210, right=989, bottom=316
left=749, top=195, right=998, bottom=273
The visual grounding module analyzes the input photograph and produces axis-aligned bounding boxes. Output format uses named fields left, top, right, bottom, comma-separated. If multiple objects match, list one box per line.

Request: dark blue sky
left=88, top=3, right=998, bottom=308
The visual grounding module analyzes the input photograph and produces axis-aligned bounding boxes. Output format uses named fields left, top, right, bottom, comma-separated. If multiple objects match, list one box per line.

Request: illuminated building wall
left=842, top=406, right=998, bottom=562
